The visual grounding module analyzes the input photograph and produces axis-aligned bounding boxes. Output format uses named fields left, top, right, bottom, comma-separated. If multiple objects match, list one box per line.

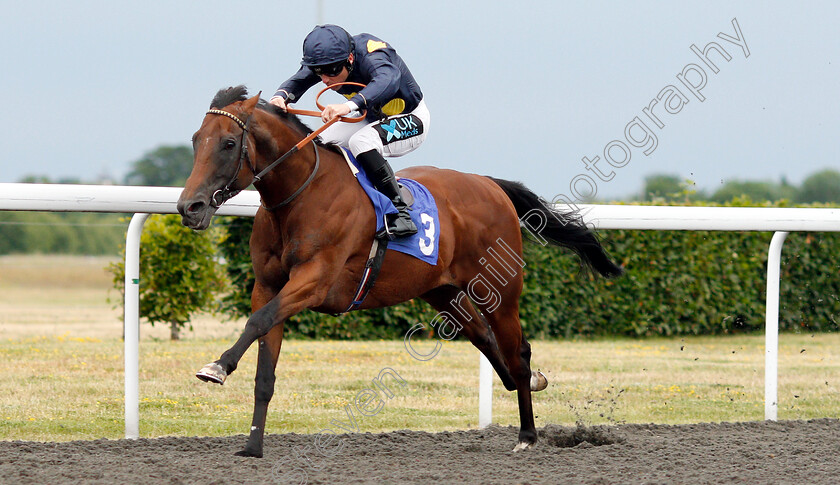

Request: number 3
left=418, top=212, right=435, bottom=256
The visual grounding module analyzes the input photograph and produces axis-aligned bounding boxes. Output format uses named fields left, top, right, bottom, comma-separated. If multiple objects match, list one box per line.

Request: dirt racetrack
left=2, top=419, right=840, bottom=484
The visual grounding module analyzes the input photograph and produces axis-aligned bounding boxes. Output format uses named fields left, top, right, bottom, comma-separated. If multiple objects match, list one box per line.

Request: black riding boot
left=356, top=149, right=418, bottom=239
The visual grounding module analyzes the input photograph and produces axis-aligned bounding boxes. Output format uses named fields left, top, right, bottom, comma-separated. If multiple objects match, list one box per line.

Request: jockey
left=269, top=24, right=429, bottom=239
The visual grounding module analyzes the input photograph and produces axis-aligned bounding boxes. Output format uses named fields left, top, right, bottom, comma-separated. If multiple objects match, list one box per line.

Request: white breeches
left=319, top=99, right=430, bottom=157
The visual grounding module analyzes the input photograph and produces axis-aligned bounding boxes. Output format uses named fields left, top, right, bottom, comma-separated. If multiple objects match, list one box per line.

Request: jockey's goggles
left=311, top=61, right=347, bottom=77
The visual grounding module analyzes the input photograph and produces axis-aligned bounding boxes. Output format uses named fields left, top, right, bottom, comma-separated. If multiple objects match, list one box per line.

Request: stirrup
left=378, top=211, right=417, bottom=240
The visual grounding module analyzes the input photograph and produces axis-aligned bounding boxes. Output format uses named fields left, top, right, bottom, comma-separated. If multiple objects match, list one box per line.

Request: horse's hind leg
left=420, top=285, right=517, bottom=391
left=481, top=301, right=541, bottom=451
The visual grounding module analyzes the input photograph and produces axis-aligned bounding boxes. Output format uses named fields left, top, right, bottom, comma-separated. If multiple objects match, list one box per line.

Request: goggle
left=311, top=61, right=346, bottom=77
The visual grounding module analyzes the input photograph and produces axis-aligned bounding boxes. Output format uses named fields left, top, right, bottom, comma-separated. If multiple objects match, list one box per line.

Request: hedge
left=213, top=198, right=840, bottom=339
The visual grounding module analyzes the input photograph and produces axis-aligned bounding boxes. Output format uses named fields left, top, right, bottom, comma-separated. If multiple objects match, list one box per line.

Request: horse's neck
left=252, top=113, right=367, bottom=228
left=254, top=138, right=357, bottom=218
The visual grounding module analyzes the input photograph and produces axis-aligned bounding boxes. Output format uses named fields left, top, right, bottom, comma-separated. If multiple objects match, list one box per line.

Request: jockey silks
left=274, top=33, right=424, bottom=123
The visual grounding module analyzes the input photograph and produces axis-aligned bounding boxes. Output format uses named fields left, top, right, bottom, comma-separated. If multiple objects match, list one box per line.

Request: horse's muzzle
left=176, top=195, right=215, bottom=230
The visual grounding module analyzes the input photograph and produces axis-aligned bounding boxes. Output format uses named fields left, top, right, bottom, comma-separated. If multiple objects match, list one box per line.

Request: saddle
left=335, top=147, right=439, bottom=314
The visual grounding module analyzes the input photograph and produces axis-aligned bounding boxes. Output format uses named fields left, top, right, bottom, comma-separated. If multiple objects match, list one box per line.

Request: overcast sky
left=2, top=0, right=838, bottom=201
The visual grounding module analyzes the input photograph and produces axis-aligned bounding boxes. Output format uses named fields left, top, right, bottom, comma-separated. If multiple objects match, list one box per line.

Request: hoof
left=234, top=448, right=263, bottom=458
left=196, top=362, right=227, bottom=384
left=512, top=441, right=535, bottom=452
left=530, top=371, right=548, bottom=392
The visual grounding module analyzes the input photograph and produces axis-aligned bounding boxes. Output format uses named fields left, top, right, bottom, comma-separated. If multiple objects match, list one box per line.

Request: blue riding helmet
left=301, top=24, right=355, bottom=66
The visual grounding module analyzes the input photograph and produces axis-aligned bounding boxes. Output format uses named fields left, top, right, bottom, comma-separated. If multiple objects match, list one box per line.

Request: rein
left=205, top=82, right=366, bottom=210
left=260, top=143, right=320, bottom=211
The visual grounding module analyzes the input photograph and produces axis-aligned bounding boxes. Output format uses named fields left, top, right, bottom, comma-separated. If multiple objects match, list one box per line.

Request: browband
left=206, top=109, right=247, bottom=130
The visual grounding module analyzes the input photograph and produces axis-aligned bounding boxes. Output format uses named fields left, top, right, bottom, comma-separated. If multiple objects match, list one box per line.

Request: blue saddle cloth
left=341, top=148, right=439, bottom=265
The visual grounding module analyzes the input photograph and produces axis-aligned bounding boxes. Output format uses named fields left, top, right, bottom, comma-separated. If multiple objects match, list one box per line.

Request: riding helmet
left=301, top=24, right=355, bottom=66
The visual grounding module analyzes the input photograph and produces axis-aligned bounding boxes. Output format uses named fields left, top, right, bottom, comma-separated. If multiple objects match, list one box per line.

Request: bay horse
left=177, top=86, right=622, bottom=457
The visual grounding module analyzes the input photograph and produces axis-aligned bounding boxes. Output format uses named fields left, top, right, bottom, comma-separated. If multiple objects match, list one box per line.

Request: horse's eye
left=223, top=140, right=236, bottom=150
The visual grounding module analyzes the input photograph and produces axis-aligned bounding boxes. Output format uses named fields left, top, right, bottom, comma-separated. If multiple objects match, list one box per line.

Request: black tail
left=488, top=177, right=623, bottom=278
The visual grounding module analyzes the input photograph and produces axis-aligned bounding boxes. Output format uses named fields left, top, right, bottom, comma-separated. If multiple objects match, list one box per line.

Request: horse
left=177, top=85, right=623, bottom=458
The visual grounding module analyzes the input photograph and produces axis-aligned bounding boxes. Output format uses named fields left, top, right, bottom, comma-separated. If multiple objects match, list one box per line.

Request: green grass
left=2, top=255, right=840, bottom=442
left=3, top=333, right=840, bottom=442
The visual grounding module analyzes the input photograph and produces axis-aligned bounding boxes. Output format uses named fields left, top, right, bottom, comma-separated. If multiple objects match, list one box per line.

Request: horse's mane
left=210, top=85, right=338, bottom=151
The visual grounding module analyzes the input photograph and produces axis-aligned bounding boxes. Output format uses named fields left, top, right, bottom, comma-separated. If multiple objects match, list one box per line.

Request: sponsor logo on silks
left=377, top=114, right=424, bottom=143
left=367, top=40, right=388, bottom=52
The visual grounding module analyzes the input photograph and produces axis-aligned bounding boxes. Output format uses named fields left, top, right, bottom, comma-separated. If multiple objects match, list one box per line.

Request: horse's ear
left=241, top=92, right=262, bottom=116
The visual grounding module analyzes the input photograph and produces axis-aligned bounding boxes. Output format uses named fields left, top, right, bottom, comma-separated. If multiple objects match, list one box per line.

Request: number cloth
left=340, top=147, right=439, bottom=265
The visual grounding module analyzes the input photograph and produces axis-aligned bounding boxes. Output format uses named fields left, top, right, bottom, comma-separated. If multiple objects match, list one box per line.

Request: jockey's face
left=319, top=54, right=354, bottom=90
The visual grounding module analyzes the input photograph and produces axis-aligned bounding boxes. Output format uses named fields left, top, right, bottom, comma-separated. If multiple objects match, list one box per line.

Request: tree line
left=639, top=169, right=840, bottom=204
left=1, top=146, right=194, bottom=255
left=9, top=142, right=840, bottom=339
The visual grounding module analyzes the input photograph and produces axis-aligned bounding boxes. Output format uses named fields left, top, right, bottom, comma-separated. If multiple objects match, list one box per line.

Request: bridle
left=204, top=82, right=366, bottom=211
left=204, top=108, right=254, bottom=208
left=204, top=107, right=321, bottom=210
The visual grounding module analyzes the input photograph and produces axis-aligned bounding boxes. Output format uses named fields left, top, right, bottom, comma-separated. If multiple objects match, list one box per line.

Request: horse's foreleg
left=198, top=264, right=335, bottom=459
left=202, top=280, right=291, bottom=458
left=236, top=325, right=284, bottom=458
left=197, top=262, right=333, bottom=383
left=195, top=296, right=282, bottom=384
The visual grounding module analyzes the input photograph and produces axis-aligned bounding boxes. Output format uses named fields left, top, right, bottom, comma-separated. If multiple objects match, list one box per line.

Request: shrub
left=215, top=216, right=255, bottom=320
left=109, top=214, right=225, bottom=340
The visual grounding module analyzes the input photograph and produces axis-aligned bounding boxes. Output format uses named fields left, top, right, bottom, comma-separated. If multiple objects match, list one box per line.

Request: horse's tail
left=487, top=177, right=624, bottom=278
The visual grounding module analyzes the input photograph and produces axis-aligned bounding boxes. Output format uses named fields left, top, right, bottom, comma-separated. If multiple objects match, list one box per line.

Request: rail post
left=479, top=354, right=493, bottom=428
left=764, top=231, right=788, bottom=421
left=124, top=213, right=149, bottom=439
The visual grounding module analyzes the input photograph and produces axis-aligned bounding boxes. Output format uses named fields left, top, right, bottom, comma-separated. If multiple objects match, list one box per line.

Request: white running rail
left=4, top=183, right=840, bottom=436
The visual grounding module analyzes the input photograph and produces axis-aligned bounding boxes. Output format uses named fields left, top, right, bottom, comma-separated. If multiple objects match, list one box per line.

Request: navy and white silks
left=273, top=33, right=429, bottom=158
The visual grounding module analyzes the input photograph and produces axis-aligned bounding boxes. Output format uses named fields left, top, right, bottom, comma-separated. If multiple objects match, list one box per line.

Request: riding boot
left=355, top=149, right=418, bottom=239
